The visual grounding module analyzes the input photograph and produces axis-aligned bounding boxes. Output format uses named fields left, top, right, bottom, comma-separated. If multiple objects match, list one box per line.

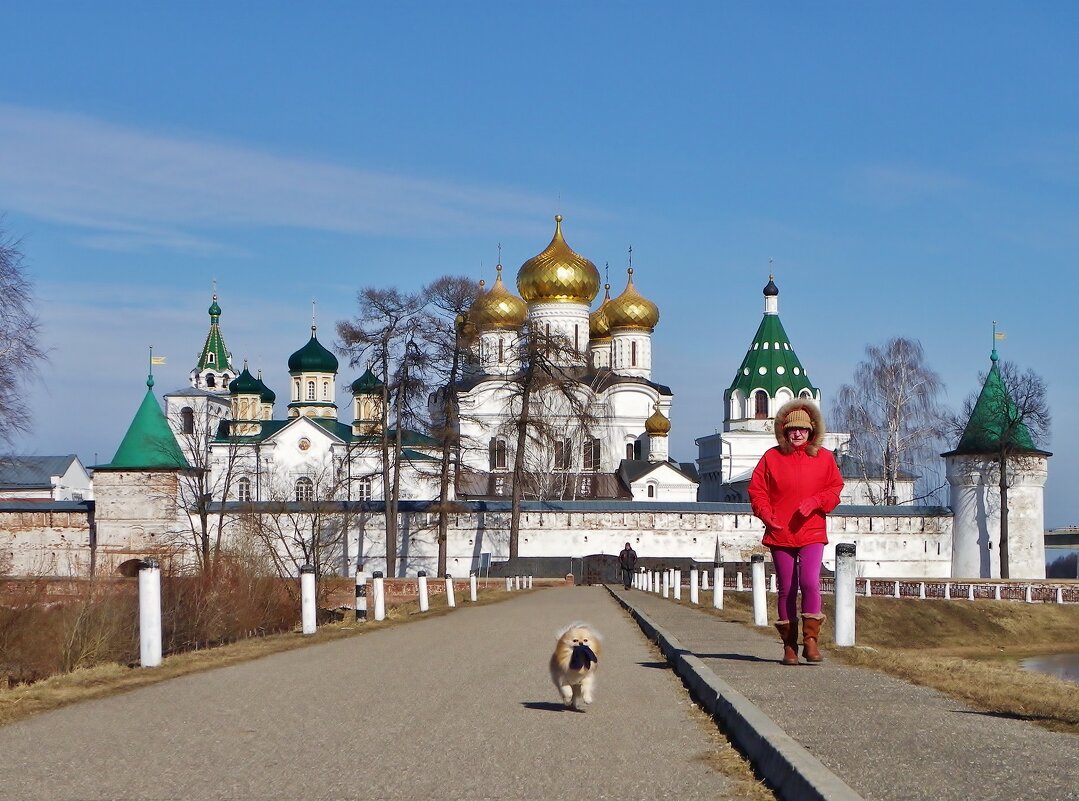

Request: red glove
left=797, top=497, right=819, bottom=516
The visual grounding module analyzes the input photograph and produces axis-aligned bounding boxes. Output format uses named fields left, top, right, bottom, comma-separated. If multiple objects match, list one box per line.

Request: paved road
left=0, top=587, right=743, bottom=801
left=614, top=586, right=1079, bottom=801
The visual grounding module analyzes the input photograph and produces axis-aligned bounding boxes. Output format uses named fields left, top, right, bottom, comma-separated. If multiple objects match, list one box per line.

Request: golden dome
left=605, top=268, right=660, bottom=331
left=517, top=215, right=601, bottom=304
left=589, top=283, right=612, bottom=340
left=468, top=266, right=527, bottom=331
left=644, top=403, right=671, bottom=436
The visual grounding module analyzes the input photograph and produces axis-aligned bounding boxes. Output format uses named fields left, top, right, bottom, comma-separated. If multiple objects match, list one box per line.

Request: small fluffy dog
left=549, top=622, right=602, bottom=710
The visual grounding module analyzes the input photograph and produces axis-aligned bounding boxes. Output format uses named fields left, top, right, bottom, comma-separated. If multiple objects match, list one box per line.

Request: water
left=1019, top=653, right=1079, bottom=684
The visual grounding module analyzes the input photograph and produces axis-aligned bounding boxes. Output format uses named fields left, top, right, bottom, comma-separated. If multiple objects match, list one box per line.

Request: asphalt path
left=0, top=586, right=743, bottom=801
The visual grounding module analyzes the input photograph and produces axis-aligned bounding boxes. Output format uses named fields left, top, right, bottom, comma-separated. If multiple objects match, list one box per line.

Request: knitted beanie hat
left=784, top=409, right=813, bottom=430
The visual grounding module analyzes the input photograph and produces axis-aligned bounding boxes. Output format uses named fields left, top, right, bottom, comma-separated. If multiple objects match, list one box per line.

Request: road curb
left=608, top=587, right=865, bottom=801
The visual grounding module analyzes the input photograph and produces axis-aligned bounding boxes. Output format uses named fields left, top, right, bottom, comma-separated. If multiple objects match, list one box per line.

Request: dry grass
left=0, top=587, right=519, bottom=728
left=683, top=589, right=1079, bottom=734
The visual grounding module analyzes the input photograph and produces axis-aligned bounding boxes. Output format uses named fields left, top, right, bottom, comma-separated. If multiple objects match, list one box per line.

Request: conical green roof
left=196, top=293, right=233, bottom=372
left=106, top=376, right=190, bottom=470
left=288, top=326, right=339, bottom=373
left=727, top=312, right=816, bottom=397
left=952, top=350, right=1036, bottom=455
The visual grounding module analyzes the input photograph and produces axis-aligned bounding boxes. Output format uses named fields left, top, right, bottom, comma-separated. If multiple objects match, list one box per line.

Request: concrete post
left=701, top=570, right=709, bottom=590
left=1025, top=584, right=1033, bottom=603
left=655, top=571, right=661, bottom=594
left=993, top=584, right=1001, bottom=601
left=515, top=575, right=521, bottom=590
left=470, top=573, right=478, bottom=602
left=769, top=572, right=777, bottom=594
left=689, top=567, right=699, bottom=605
left=417, top=571, right=429, bottom=613
left=1056, top=587, right=1064, bottom=604
left=944, top=583, right=951, bottom=600
left=355, top=569, right=369, bottom=621
left=138, top=558, right=162, bottom=668
left=372, top=571, right=386, bottom=621
left=736, top=571, right=744, bottom=592
left=713, top=565, right=724, bottom=610
left=528, top=576, right=533, bottom=589
left=661, top=570, right=669, bottom=598
left=751, top=554, right=767, bottom=626
left=673, top=569, right=682, bottom=601
left=967, top=583, right=975, bottom=601
left=300, top=564, right=316, bottom=635
left=834, top=543, right=857, bottom=647
left=919, top=582, right=926, bottom=599
left=445, top=574, right=456, bottom=608
left=894, top=580, right=901, bottom=598
left=505, top=577, right=512, bottom=591
left=865, top=579, right=872, bottom=598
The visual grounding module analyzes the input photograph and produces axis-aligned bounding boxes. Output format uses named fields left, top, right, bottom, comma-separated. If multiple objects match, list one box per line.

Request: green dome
left=257, top=371, right=276, bottom=404
left=229, top=364, right=262, bottom=395
left=351, top=367, right=384, bottom=394
left=209, top=298, right=222, bottom=317
left=288, top=326, right=339, bottom=374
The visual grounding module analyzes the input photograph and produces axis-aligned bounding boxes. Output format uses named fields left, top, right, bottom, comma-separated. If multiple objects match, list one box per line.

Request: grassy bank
left=684, top=589, right=1079, bottom=734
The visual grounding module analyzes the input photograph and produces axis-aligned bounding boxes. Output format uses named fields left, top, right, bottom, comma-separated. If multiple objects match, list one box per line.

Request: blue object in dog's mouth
left=569, top=643, right=597, bottom=671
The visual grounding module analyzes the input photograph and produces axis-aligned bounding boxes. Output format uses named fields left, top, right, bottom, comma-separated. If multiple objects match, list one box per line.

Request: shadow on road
left=521, top=701, right=581, bottom=712
left=694, top=652, right=772, bottom=664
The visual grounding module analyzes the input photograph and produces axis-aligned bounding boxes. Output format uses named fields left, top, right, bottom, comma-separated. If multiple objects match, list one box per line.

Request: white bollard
left=372, top=571, right=386, bottom=621
left=993, top=584, right=1001, bottom=601
left=1025, top=584, right=1033, bottom=603
left=445, top=575, right=456, bottom=608
left=701, top=570, right=709, bottom=591
left=355, top=569, right=369, bottom=621
left=736, top=571, right=744, bottom=592
left=713, top=565, right=724, bottom=609
left=919, top=582, right=926, bottom=600
left=865, top=579, right=872, bottom=598
left=661, top=571, right=669, bottom=599
left=515, top=575, right=521, bottom=590
left=894, top=580, right=901, bottom=598
left=529, top=576, right=533, bottom=589
left=505, top=576, right=512, bottom=591
left=967, top=583, right=975, bottom=601
left=673, top=569, right=682, bottom=601
left=769, top=573, right=777, bottom=594
left=653, top=571, right=661, bottom=593
left=418, top=571, right=430, bottom=612
left=944, top=582, right=951, bottom=600
left=300, top=564, right=317, bottom=635
left=834, top=543, right=857, bottom=646
left=689, top=567, right=699, bottom=605
left=1057, top=587, right=1064, bottom=604
left=470, top=573, right=478, bottom=602
left=138, top=558, right=162, bottom=668
left=751, top=554, right=768, bottom=626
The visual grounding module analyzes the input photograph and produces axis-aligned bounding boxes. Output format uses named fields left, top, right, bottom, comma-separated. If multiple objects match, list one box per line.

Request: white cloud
left=0, top=104, right=558, bottom=251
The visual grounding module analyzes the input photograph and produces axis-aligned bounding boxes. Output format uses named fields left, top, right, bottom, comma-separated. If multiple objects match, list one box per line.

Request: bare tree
left=952, top=358, right=1051, bottom=578
left=0, top=227, right=47, bottom=448
left=421, top=275, right=480, bottom=577
left=337, top=288, right=426, bottom=576
left=832, top=338, right=949, bottom=505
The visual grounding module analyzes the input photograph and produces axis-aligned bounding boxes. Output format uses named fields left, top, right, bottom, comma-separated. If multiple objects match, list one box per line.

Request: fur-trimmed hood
left=774, top=399, right=827, bottom=455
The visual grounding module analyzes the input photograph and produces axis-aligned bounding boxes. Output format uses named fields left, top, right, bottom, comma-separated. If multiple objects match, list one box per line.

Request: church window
left=489, top=438, right=507, bottom=470
left=307, top=381, right=316, bottom=401
left=206, top=374, right=216, bottom=388
left=574, top=324, right=579, bottom=352
left=626, top=442, right=634, bottom=460
left=223, top=374, right=230, bottom=384
left=498, top=338, right=504, bottom=364
left=631, top=341, right=638, bottom=367
left=799, top=389, right=812, bottom=399
left=754, top=390, right=769, bottom=419
left=583, top=438, right=601, bottom=472
left=237, top=477, right=251, bottom=503
left=207, top=352, right=216, bottom=364
left=357, top=477, right=372, bottom=501
left=322, top=381, right=330, bottom=400
left=295, top=477, right=314, bottom=502
left=554, top=439, right=572, bottom=471
left=293, top=379, right=300, bottom=400
left=634, top=440, right=642, bottom=460
left=181, top=407, right=194, bottom=434
left=647, top=484, right=655, bottom=498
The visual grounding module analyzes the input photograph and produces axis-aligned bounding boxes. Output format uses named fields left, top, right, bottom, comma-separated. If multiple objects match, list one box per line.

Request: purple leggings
left=769, top=542, right=825, bottom=620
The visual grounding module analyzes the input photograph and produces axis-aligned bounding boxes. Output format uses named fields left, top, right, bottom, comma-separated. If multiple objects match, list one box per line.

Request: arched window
left=754, top=390, right=769, bottom=419
left=237, top=477, right=251, bottom=503
left=322, top=381, right=330, bottom=400
left=307, top=381, right=316, bottom=401
left=357, top=477, right=372, bottom=501
left=626, top=442, right=634, bottom=460
left=206, top=374, right=216, bottom=388
left=207, top=352, right=215, bottom=365
left=489, top=438, right=507, bottom=470
left=181, top=407, right=194, bottom=434
left=631, top=341, right=638, bottom=367
left=647, top=484, right=655, bottom=498
left=295, top=477, right=314, bottom=502
left=222, top=374, right=230, bottom=385
left=293, top=379, right=300, bottom=400
left=554, top=439, right=571, bottom=471
left=799, top=389, right=813, bottom=399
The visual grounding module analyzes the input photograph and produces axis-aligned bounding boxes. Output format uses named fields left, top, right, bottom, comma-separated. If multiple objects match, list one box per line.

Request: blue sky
left=3, top=2, right=1078, bottom=527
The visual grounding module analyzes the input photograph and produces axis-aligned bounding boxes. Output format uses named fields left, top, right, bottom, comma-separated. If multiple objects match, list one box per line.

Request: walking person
left=618, top=542, right=638, bottom=590
left=749, top=400, right=844, bottom=665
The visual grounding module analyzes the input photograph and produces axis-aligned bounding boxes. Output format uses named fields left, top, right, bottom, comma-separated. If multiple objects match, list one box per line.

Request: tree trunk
left=435, top=346, right=463, bottom=578
left=508, top=379, right=534, bottom=573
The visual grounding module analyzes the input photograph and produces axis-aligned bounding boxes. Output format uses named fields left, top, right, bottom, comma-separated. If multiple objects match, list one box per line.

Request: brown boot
left=774, top=620, right=799, bottom=665
left=801, top=614, right=824, bottom=663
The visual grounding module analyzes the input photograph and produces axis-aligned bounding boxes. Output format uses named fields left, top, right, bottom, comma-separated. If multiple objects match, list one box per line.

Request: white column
left=713, top=566, right=724, bottom=609
left=654, top=571, right=661, bottom=594
left=736, top=572, right=744, bottom=592
left=919, top=582, right=926, bottom=599
left=865, top=579, right=872, bottom=598
left=673, top=569, right=682, bottom=601
left=993, top=584, right=1001, bottom=601
left=701, top=570, right=709, bottom=590
left=834, top=543, right=857, bottom=647
left=751, top=554, right=767, bottom=626
left=138, top=558, right=162, bottom=668
left=944, top=582, right=951, bottom=600
left=470, top=573, right=478, bottom=602
left=1025, top=584, right=1033, bottom=603
left=505, top=577, right=512, bottom=591
left=300, top=564, right=316, bottom=635
left=418, top=571, right=430, bottom=612
left=445, top=575, right=456, bottom=608
left=894, top=580, right=901, bottom=598
left=373, top=571, right=386, bottom=621
left=1056, top=587, right=1064, bottom=604
left=967, top=583, right=975, bottom=601
left=355, top=570, right=369, bottom=621
left=689, top=567, right=699, bottom=605
left=661, top=571, right=669, bottom=598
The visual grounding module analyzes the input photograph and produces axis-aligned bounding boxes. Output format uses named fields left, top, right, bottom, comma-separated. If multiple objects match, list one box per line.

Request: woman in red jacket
left=749, top=399, right=844, bottom=665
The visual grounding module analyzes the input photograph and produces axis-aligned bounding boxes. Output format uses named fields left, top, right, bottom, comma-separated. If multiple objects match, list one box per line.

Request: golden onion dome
left=517, top=215, right=601, bottom=304
left=644, top=403, right=671, bottom=436
left=605, top=268, right=660, bottom=331
left=589, top=283, right=612, bottom=340
left=468, top=265, right=527, bottom=331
